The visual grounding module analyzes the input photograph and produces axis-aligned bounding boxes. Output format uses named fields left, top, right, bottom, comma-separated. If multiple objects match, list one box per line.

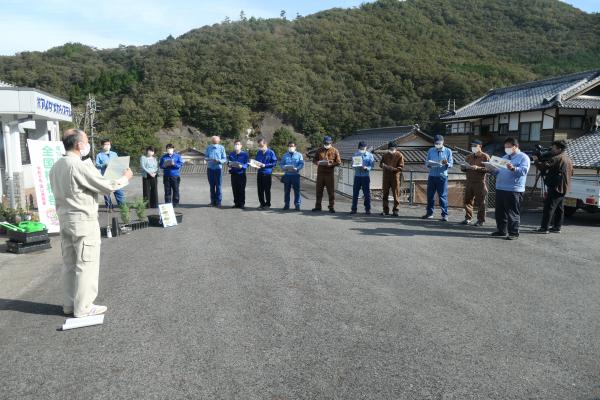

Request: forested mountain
left=0, top=0, right=598, bottom=155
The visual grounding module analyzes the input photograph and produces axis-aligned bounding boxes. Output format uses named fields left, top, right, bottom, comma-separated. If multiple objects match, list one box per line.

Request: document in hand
left=229, top=161, right=242, bottom=169
left=427, top=160, right=443, bottom=167
left=318, top=160, right=330, bottom=166
left=61, top=315, right=104, bottom=331
left=104, top=156, right=130, bottom=180
left=352, top=156, right=363, bottom=168
left=484, top=156, right=510, bottom=169
left=283, top=165, right=296, bottom=172
left=249, top=159, right=262, bottom=168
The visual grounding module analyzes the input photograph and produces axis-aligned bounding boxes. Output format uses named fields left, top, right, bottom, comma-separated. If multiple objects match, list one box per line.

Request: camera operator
left=533, top=140, right=573, bottom=234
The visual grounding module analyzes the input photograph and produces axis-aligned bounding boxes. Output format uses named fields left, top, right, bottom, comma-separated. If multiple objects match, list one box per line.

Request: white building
left=0, top=81, right=72, bottom=208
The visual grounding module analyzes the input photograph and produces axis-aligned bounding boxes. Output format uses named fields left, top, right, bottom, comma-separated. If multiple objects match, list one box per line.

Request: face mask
left=471, top=147, right=479, bottom=154
left=234, top=145, right=242, bottom=152
left=359, top=149, right=366, bottom=154
left=147, top=151, right=154, bottom=157
left=288, top=147, right=296, bottom=153
left=324, top=144, right=331, bottom=149
left=389, top=148, right=396, bottom=153
left=435, top=143, right=443, bottom=149
left=79, top=142, right=91, bottom=158
left=504, top=147, right=514, bottom=156
left=103, top=145, right=111, bottom=153
left=167, top=149, right=174, bottom=155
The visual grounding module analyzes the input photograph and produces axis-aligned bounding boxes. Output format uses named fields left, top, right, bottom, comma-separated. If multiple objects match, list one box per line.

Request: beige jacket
left=49, top=152, right=129, bottom=222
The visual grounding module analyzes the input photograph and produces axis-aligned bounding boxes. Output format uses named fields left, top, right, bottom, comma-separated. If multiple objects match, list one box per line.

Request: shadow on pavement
left=0, top=299, right=64, bottom=316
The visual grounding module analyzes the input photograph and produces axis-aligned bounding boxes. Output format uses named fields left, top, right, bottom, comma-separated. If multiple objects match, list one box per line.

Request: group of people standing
left=100, top=132, right=572, bottom=243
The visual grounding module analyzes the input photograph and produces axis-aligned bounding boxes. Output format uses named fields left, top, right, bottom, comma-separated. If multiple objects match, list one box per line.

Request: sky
left=0, top=0, right=598, bottom=56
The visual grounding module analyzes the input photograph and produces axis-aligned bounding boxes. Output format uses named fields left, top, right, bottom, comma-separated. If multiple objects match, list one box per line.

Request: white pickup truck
left=564, top=175, right=600, bottom=216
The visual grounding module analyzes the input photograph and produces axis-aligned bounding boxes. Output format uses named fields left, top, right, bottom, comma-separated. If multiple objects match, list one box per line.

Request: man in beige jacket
left=50, top=129, right=133, bottom=318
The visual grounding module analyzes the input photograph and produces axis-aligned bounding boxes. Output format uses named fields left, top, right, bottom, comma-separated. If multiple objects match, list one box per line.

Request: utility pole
left=83, top=94, right=97, bottom=159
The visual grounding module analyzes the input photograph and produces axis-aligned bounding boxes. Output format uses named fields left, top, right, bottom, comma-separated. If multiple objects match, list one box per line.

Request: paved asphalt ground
left=1, top=174, right=599, bottom=400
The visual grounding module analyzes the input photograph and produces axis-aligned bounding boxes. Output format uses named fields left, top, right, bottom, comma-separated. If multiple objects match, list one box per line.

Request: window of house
left=519, top=122, right=541, bottom=142
left=498, top=123, right=509, bottom=136
left=558, top=116, right=584, bottom=129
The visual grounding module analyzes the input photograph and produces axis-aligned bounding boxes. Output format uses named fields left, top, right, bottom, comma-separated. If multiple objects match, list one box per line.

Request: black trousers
left=495, top=190, right=523, bottom=235
left=163, top=176, right=180, bottom=206
left=231, top=173, right=247, bottom=207
left=541, top=190, right=565, bottom=230
left=257, top=173, right=272, bottom=207
left=142, top=176, right=159, bottom=208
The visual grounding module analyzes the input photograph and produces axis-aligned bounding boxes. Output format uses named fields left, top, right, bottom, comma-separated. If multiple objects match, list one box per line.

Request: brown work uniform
left=380, top=151, right=405, bottom=214
left=313, top=146, right=341, bottom=209
left=463, top=151, right=490, bottom=222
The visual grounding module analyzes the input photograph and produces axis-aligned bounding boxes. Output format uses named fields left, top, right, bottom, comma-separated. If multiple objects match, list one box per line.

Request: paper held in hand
left=352, top=156, right=363, bottom=168
left=282, top=165, right=296, bottom=172
left=318, top=160, right=331, bottom=166
left=249, top=159, right=262, bottom=168
left=427, top=160, right=443, bottom=167
left=104, top=156, right=130, bottom=180
left=229, top=161, right=242, bottom=169
left=483, top=156, right=510, bottom=170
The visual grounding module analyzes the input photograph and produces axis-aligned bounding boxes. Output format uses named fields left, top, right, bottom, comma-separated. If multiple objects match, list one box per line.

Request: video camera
left=531, top=145, right=554, bottom=162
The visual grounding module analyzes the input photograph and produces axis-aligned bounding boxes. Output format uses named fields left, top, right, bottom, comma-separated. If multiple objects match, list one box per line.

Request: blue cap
left=434, top=134, right=444, bottom=143
left=471, top=139, right=482, bottom=145
left=388, top=141, right=398, bottom=149
left=323, top=136, right=333, bottom=144
left=358, top=141, right=367, bottom=149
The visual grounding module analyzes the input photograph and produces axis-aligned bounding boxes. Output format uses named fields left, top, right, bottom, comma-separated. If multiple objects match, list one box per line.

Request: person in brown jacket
left=380, top=142, right=405, bottom=217
left=461, top=140, right=490, bottom=226
left=533, top=140, right=573, bottom=234
left=312, top=136, right=342, bottom=213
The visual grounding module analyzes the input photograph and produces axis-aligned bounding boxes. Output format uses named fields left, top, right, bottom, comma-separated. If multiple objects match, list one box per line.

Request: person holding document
left=379, top=142, right=404, bottom=217
left=95, top=139, right=126, bottom=209
left=50, top=129, right=133, bottom=317
left=312, top=136, right=341, bottom=213
left=280, top=142, right=305, bottom=211
left=159, top=144, right=183, bottom=206
left=254, top=138, right=278, bottom=209
left=228, top=140, right=249, bottom=209
left=485, top=137, right=531, bottom=240
left=461, top=140, right=490, bottom=226
left=350, top=141, right=374, bottom=215
left=205, top=136, right=227, bottom=208
left=422, top=134, right=453, bottom=221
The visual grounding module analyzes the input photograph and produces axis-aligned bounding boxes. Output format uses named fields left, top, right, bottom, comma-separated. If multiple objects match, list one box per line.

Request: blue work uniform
left=204, top=144, right=227, bottom=206
left=159, top=152, right=183, bottom=205
left=424, top=146, right=454, bottom=217
left=228, top=151, right=249, bottom=208
left=255, top=148, right=278, bottom=207
left=279, top=151, right=305, bottom=209
left=351, top=150, right=374, bottom=212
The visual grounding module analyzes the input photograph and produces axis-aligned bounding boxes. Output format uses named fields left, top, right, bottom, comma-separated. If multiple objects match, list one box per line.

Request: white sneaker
left=75, top=304, right=107, bottom=318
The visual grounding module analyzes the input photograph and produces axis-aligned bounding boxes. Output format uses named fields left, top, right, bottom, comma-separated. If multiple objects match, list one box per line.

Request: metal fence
left=298, top=164, right=547, bottom=209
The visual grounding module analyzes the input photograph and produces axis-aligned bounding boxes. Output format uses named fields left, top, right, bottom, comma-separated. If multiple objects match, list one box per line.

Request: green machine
left=0, top=221, right=47, bottom=233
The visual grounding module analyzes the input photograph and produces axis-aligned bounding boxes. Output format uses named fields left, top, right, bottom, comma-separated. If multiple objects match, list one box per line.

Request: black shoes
left=549, top=227, right=562, bottom=233
left=491, top=231, right=506, bottom=237
left=312, top=208, right=321, bottom=212
left=535, top=228, right=550, bottom=234
left=421, top=214, right=433, bottom=219
left=506, top=234, right=519, bottom=240
left=329, top=208, right=336, bottom=214
left=473, top=221, right=485, bottom=227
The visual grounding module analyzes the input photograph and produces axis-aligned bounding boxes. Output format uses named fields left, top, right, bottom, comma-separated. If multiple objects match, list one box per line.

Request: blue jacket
left=353, top=150, right=374, bottom=177
left=255, top=148, right=278, bottom=175
left=95, top=151, right=118, bottom=174
left=493, top=151, right=531, bottom=193
left=425, top=147, right=454, bottom=177
left=205, top=144, right=227, bottom=170
left=228, top=151, right=249, bottom=175
left=279, top=151, right=305, bottom=176
left=159, top=153, right=184, bottom=177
